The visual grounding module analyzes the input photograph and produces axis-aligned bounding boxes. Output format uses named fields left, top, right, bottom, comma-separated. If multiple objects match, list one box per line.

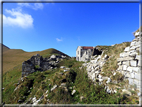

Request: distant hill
left=1, top=43, right=10, bottom=52
left=3, top=47, right=70, bottom=74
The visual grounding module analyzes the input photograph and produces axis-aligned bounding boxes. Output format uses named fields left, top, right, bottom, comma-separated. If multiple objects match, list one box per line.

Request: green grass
left=3, top=48, right=70, bottom=74
left=97, top=42, right=130, bottom=78
left=2, top=44, right=139, bottom=104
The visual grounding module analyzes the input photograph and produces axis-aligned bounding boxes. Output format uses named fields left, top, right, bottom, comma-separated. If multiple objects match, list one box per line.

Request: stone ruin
left=22, top=54, right=67, bottom=77
left=82, top=29, right=141, bottom=99
left=116, top=31, right=141, bottom=92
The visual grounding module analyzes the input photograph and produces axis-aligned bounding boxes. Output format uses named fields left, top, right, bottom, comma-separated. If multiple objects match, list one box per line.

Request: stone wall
left=81, top=30, right=141, bottom=97
left=22, top=54, right=67, bottom=77
left=116, top=32, right=141, bottom=92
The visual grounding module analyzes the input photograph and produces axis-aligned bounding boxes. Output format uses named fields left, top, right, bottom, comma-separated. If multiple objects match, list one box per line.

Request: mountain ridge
left=3, top=47, right=70, bottom=74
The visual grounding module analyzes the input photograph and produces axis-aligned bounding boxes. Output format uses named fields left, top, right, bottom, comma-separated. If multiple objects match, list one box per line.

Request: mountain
left=3, top=47, right=70, bottom=74
left=2, top=27, right=141, bottom=104
left=1, top=43, right=10, bottom=52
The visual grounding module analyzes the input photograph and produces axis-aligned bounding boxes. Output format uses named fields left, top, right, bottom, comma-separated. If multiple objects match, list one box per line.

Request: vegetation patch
left=3, top=44, right=139, bottom=104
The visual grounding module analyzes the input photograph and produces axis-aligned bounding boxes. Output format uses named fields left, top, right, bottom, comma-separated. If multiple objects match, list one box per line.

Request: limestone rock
left=80, top=96, right=85, bottom=101
left=122, top=89, right=131, bottom=96
left=99, top=78, right=103, bottom=82
left=51, top=85, right=57, bottom=91
left=127, top=67, right=133, bottom=72
left=124, top=47, right=130, bottom=52
left=122, top=61, right=130, bottom=66
left=130, top=72, right=135, bottom=79
left=123, top=65, right=127, bottom=71
left=71, top=90, right=76, bottom=95
left=134, top=73, right=140, bottom=80
left=130, top=60, right=137, bottom=67
left=106, top=78, right=111, bottom=84
left=132, top=67, right=140, bottom=73
left=130, top=41, right=136, bottom=47
left=135, top=55, right=140, bottom=60
left=117, top=57, right=134, bottom=62
left=50, top=54, right=56, bottom=59
left=129, top=52, right=138, bottom=57
left=60, top=66, right=65, bottom=69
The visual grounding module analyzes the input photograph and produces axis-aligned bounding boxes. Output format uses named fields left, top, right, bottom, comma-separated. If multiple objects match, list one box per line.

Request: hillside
left=2, top=41, right=140, bottom=105
left=3, top=48, right=70, bottom=74
left=1, top=43, right=10, bottom=52
left=2, top=27, right=141, bottom=105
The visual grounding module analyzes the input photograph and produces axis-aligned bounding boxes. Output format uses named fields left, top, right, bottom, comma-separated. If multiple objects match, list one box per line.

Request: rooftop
left=82, top=47, right=93, bottom=49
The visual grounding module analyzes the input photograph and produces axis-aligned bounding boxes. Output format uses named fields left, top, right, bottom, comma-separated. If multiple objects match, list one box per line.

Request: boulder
left=135, top=55, right=140, bottom=60
left=130, top=72, right=135, bottom=79
left=134, top=73, right=141, bottom=80
left=50, top=54, right=56, bottom=59
left=122, top=61, right=130, bottom=66
left=117, top=57, right=134, bottom=62
left=80, top=96, right=85, bottom=101
left=103, top=54, right=109, bottom=60
left=130, top=60, right=137, bottom=67
left=60, top=66, right=65, bottom=69
left=98, top=74, right=102, bottom=79
left=113, top=72, right=116, bottom=76
left=123, top=65, right=127, bottom=71
left=106, top=87, right=112, bottom=94
left=132, top=67, right=140, bottom=73
left=99, top=78, right=103, bottom=82
left=129, top=52, right=138, bottom=57
left=124, top=72, right=131, bottom=78
left=130, top=41, right=136, bottom=47
left=114, top=90, right=117, bottom=93
left=60, top=83, right=66, bottom=87
left=51, top=85, right=57, bottom=91
left=106, top=78, right=111, bottom=84
left=124, top=47, right=130, bottom=52
left=127, top=67, right=133, bottom=72
left=71, top=90, right=76, bottom=95
left=130, top=45, right=140, bottom=50
left=122, top=89, right=131, bottom=96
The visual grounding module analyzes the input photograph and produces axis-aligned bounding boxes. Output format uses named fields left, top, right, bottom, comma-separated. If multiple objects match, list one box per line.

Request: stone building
left=76, top=46, right=94, bottom=62
left=76, top=46, right=102, bottom=62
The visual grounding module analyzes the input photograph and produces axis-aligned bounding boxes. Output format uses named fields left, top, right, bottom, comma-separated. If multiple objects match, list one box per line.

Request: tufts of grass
left=98, top=42, right=130, bottom=77
left=3, top=53, right=139, bottom=104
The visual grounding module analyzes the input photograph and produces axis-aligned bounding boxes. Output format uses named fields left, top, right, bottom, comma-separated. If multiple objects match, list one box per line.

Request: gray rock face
left=22, top=54, right=68, bottom=77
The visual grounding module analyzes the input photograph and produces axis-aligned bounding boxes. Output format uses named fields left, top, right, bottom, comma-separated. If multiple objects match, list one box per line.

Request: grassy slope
left=2, top=42, right=139, bottom=104
left=3, top=57, right=139, bottom=104
left=2, top=48, right=70, bottom=103
left=2, top=44, right=10, bottom=52
left=3, top=48, right=69, bottom=74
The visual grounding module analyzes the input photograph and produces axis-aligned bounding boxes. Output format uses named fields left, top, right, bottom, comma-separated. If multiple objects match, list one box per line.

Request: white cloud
left=17, top=3, right=43, bottom=10
left=3, top=8, right=33, bottom=28
left=56, top=38, right=63, bottom=42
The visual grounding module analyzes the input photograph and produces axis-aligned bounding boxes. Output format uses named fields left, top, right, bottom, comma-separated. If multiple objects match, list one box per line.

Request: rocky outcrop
left=22, top=54, right=68, bottom=77
left=82, top=53, right=119, bottom=94
left=82, top=54, right=109, bottom=82
left=116, top=31, right=141, bottom=94
left=82, top=30, right=141, bottom=97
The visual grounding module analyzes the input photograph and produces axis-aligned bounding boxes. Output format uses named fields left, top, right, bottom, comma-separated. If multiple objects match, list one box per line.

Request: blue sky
left=3, top=2, right=139, bottom=57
